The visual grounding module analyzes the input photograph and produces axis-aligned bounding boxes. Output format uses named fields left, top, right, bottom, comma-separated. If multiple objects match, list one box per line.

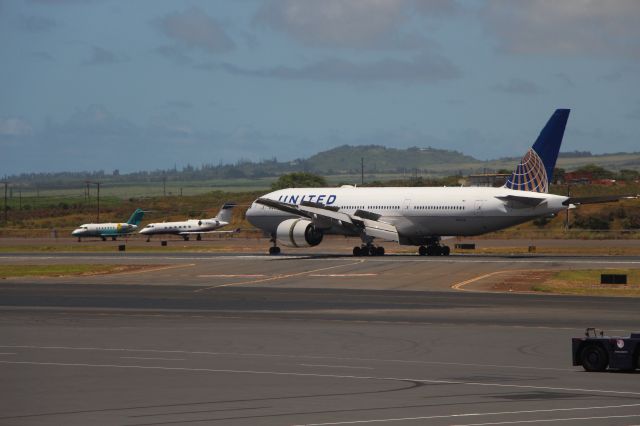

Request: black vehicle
left=572, top=328, right=640, bottom=372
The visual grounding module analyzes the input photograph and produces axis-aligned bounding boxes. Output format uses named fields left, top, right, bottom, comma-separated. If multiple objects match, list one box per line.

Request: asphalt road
left=1, top=252, right=639, bottom=425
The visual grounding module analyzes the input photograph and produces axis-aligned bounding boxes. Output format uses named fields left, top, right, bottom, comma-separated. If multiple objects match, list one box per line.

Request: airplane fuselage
left=246, top=186, right=568, bottom=245
left=71, top=222, right=137, bottom=238
left=139, top=219, right=227, bottom=236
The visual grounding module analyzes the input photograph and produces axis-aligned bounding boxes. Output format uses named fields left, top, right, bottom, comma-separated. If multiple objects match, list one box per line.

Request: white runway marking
left=2, top=255, right=639, bottom=266
left=0, top=360, right=638, bottom=397
left=0, top=353, right=16, bottom=356
left=292, top=404, right=640, bottom=426
left=194, top=259, right=366, bottom=291
left=309, top=274, right=377, bottom=277
left=197, top=274, right=266, bottom=278
left=0, top=344, right=574, bottom=372
left=453, top=415, right=640, bottom=426
left=298, top=364, right=374, bottom=370
left=119, top=356, right=185, bottom=361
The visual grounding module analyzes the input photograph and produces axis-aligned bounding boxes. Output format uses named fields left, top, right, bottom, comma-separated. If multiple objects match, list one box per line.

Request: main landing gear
left=268, top=236, right=281, bottom=255
left=353, top=244, right=385, bottom=256
left=353, top=235, right=385, bottom=256
left=418, top=244, right=450, bottom=256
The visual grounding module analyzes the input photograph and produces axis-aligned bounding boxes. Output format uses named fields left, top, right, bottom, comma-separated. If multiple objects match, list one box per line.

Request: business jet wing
left=178, top=228, right=240, bottom=235
left=255, top=198, right=399, bottom=242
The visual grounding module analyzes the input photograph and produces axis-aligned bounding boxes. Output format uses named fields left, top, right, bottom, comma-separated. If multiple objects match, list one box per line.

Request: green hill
left=304, top=145, right=477, bottom=174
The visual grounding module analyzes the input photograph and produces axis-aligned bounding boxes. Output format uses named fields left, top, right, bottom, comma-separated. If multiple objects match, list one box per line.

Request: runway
left=1, top=252, right=639, bottom=425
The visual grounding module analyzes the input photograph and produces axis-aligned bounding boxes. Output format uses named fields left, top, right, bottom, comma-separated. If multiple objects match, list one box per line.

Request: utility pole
left=162, top=174, right=167, bottom=197
left=96, top=182, right=100, bottom=222
left=565, top=184, right=571, bottom=229
left=2, top=181, right=7, bottom=225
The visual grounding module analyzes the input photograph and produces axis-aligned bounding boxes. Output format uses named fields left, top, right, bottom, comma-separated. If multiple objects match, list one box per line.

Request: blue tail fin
left=504, top=109, right=570, bottom=193
left=126, top=208, right=145, bottom=225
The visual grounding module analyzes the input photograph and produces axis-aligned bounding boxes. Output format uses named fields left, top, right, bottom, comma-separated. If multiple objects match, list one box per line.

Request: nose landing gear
left=268, top=235, right=281, bottom=255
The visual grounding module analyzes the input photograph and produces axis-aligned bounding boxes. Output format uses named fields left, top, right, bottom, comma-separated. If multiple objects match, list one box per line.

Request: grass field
left=0, top=264, right=154, bottom=278
left=533, top=269, right=640, bottom=297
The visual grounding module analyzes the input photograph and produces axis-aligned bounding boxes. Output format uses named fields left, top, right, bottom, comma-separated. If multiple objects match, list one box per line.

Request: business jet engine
left=276, top=218, right=323, bottom=248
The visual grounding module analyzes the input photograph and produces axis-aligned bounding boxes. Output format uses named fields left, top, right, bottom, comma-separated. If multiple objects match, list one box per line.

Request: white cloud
left=255, top=0, right=405, bottom=48
left=254, top=0, right=456, bottom=50
left=482, top=0, right=640, bottom=58
left=156, top=7, right=235, bottom=54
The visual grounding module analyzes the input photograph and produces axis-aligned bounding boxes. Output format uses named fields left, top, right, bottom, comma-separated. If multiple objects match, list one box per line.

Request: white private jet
left=72, top=208, right=145, bottom=241
left=246, top=109, right=634, bottom=256
left=139, top=202, right=237, bottom=241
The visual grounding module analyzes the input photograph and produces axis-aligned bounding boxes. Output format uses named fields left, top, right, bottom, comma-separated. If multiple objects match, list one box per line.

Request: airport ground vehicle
left=572, top=328, right=640, bottom=371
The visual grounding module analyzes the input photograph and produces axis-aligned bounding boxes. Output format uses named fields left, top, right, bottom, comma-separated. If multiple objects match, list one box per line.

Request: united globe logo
left=504, top=148, right=548, bottom=193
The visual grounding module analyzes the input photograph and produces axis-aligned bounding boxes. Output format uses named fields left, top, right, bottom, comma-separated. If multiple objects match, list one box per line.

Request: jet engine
left=276, top=218, right=323, bottom=248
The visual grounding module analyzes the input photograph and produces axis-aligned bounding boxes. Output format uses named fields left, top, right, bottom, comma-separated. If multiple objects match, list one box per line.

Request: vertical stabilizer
left=214, top=202, right=236, bottom=222
left=127, top=208, right=145, bottom=225
left=504, top=109, right=570, bottom=193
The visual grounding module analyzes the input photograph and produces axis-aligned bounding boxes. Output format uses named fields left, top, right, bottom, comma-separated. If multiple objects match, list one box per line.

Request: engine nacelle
left=276, top=218, right=323, bottom=248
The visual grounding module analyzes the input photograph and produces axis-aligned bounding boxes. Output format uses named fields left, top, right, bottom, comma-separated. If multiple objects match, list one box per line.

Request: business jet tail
left=504, top=109, right=570, bottom=193
left=214, top=202, right=236, bottom=222
left=126, top=208, right=145, bottom=226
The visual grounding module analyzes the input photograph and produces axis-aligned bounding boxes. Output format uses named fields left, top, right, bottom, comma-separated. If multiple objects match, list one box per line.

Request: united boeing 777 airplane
left=72, top=208, right=145, bottom=241
left=246, top=109, right=631, bottom=256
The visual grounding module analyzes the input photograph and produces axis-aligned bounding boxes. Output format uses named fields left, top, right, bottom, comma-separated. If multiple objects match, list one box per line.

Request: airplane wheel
left=418, top=246, right=427, bottom=256
left=196, top=234, right=202, bottom=241
left=442, top=246, right=450, bottom=256
left=375, top=246, right=385, bottom=256
left=353, top=246, right=361, bottom=256
left=269, top=246, right=281, bottom=255
left=101, top=237, right=106, bottom=241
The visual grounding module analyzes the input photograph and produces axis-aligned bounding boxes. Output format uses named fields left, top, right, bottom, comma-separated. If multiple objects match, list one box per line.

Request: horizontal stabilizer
left=563, top=194, right=638, bottom=206
left=496, top=194, right=546, bottom=207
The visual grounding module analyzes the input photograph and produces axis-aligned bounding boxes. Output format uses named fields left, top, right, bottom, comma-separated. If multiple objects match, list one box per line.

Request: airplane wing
left=255, top=198, right=399, bottom=242
left=178, top=228, right=241, bottom=235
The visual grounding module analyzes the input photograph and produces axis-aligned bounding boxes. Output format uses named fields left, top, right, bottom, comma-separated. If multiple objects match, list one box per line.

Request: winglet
left=504, top=109, right=570, bottom=193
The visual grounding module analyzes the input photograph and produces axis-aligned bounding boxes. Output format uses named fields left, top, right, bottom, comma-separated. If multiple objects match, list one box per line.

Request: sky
left=1, top=0, right=639, bottom=175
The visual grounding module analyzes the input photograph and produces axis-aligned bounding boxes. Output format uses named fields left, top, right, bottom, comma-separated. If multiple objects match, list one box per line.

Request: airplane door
left=402, top=198, right=412, bottom=211
left=473, top=200, right=483, bottom=215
